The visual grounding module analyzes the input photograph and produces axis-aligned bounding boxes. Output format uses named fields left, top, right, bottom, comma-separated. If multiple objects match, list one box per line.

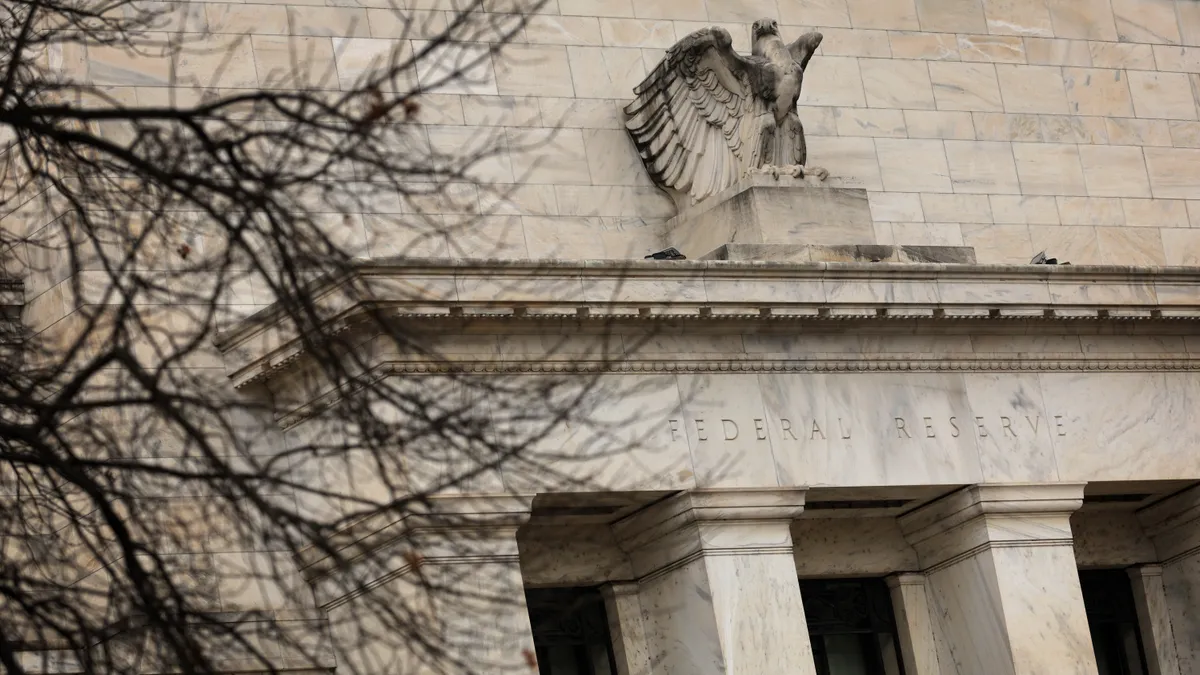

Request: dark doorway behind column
left=799, top=578, right=906, bottom=675
left=525, top=586, right=617, bottom=675
left=1078, top=569, right=1149, bottom=675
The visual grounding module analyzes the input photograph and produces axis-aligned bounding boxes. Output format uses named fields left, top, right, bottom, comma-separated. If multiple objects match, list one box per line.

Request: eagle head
left=752, top=18, right=780, bottom=39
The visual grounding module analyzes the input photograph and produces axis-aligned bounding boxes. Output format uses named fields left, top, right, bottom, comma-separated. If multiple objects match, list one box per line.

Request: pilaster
left=308, top=494, right=536, bottom=674
left=1138, top=485, right=1200, bottom=674
left=1127, top=565, right=1182, bottom=675
left=602, top=582, right=652, bottom=675
left=899, top=484, right=1096, bottom=675
left=612, top=488, right=814, bottom=675
left=886, top=573, right=940, bottom=675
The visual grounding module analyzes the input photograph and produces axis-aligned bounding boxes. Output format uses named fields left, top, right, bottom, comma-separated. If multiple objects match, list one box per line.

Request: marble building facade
left=12, top=0, right=1200, bottom=674
left=223, top=257, right=1200, bottom=675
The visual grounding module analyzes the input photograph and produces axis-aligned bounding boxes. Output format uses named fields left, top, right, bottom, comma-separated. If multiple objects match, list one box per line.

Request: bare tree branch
left=0, top=1, right=666, bottom=673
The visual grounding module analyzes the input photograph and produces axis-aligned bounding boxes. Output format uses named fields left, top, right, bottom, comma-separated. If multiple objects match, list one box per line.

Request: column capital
left=1138, top=485, right=1200, bottom=562
left=601, top=581, right=640, bottom=600
left=1128, top=564, right=1165, bottom=580
left=609, top=488, right=817, bottom=675
left=899, top=483, right=1084, bottom=570
left=612, top=488, right=807, bottom=580
left=613, top=488, right=806, bottom=550
left=302, top=493, right=534, bottom=603
left=886, top=572, right=927, bottom=589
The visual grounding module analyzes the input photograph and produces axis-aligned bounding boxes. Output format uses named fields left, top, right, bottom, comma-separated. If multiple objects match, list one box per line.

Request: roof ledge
left=214, top=258, right=1200, bottom=390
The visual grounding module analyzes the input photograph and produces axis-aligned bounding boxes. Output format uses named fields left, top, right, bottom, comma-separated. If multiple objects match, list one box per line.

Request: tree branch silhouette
left=0, top=2, right=669, bottom=673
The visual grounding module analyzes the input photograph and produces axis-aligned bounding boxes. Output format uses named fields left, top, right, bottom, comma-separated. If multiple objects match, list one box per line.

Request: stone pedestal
left=1138, top=485, right=1200, bottom=674
left=665, top=175, right=873, bottom=259
left=311, top=495, right=537, bottom=675
left=899, top=484, right=1098, bottom=675
left=613, top=488, right=815, bottom=675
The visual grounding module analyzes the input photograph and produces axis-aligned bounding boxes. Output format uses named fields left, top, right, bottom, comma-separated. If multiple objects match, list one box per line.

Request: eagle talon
left=751, top=165, right=786, bottom=180
left=753, top=164, right=828, bottom=181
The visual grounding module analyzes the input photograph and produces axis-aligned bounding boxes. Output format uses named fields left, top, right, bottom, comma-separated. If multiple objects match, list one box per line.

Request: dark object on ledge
left=1031, top=251, right=1070, bottom=265
left=646, top=247, right=687, bottom=260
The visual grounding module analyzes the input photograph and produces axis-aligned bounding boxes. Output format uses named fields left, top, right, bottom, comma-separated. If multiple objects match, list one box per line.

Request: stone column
left=1127, top=565, right=1181, bottom=675
left=311, top=494, right=537, bottom=674
left=1138, top=485, right=1200, bottom=674
left=886, top=573, right=940, bottom=675
left=898, top=484, right=1097, bottom=675
left=602, top=581, right=652, bottom=675
left=613, top=488, right=815, bottom=675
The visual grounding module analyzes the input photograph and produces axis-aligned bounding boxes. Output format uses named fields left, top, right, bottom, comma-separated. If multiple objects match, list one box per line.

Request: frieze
left=270, top=356, right=1199, bottom=429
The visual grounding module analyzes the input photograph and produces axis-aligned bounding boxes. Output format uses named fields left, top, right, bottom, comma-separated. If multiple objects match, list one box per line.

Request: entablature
left=215, top=258, right=1200, bottom=391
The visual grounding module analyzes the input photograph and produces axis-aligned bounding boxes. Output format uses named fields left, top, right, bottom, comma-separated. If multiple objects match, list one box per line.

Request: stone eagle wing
left=788, top=31, right=823, bottom=69
left=624, top=27, right=760, bottom=202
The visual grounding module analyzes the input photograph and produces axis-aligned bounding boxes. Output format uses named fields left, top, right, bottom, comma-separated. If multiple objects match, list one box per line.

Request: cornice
left=377, top=355, right=1200, bottom=374
left=343, top=257, right=1200, bottom=280
left=215, top=258, right=1200, bottom=389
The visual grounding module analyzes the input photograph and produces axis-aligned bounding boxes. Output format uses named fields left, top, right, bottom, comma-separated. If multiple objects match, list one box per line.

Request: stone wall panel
left=19, top=0, right=1200, bottom=329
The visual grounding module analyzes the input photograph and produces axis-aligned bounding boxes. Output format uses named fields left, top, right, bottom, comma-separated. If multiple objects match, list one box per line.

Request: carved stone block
left=664, top=174, right=874, bottom=258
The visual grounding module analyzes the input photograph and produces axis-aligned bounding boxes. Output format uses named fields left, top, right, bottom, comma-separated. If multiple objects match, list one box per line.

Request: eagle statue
left=625, top=19, right=828, bottom=205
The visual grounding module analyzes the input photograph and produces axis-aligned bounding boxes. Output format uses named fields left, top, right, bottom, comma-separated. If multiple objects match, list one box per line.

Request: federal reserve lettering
left=668, top=414, right=1068, bottom=442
